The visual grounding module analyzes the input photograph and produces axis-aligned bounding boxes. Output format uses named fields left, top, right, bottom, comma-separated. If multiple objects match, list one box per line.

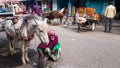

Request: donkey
left=4, top=15, right=49, bottom=65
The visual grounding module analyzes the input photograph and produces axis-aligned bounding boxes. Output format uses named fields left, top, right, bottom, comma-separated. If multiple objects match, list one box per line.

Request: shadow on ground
left=0, top=48, right=38, bottom=68
left=63, top=23, right=120, bottom=35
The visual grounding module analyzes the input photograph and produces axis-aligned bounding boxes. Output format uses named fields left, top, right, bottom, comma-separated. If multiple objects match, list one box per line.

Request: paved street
left=48, top=24, right=120, bottom=68
left=0, top=22, right=120, bottom=68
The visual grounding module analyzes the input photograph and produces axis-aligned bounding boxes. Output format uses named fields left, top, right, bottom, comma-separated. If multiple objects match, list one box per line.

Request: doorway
left=73, top=0, right=86, bottom=8
left=115, top=0, right=120, bottom=19
left=58, top=0, right=68, bottom=9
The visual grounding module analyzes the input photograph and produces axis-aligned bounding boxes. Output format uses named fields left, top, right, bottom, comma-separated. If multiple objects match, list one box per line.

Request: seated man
left=37, top=30, right=61, bottom=60
left=76, top=17, right=87, bottom=32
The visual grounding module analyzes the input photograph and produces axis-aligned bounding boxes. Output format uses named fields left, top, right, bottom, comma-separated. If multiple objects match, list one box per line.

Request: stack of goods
left=93, top=13, right=99, bottom=21
left=72, top=6, right=76, bottom=16
left=86, top=7, right=95, bottom=19
left=73, top=7, right=99, bottom=21
left=86, top=7, right=95, bottom=15
left=78, top=7, right=86, bottom=17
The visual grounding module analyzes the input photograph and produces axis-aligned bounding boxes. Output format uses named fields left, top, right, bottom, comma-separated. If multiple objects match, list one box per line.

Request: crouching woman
left=37, top=30, right=61, bottom=60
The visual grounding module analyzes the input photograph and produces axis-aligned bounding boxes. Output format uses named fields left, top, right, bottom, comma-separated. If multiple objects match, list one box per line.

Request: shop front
left=57, top=0, right=87, bottom=16
left=86, top=0, right=108, bottom=15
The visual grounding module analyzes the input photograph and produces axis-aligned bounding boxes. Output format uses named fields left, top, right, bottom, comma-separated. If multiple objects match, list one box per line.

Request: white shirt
left=76, top=17, right=87, bottom=24
left=104, top=5, right=116, bottom=18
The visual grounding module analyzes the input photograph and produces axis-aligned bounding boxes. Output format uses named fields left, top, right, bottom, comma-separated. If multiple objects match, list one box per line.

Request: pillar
left=52, top=0, right=57, bottom=10
left=68, top=0, right=72, bottom=16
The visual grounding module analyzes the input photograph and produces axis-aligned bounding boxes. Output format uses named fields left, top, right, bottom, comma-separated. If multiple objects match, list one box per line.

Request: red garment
left=22, top=10, right=26, bottom=14
left=47, top=4, right=51, bottom=8
left=37, top=35, right=58, bottom=49
left=28, top=35, right=34, bottom=41
left=22, top=34, right=34, bottom=41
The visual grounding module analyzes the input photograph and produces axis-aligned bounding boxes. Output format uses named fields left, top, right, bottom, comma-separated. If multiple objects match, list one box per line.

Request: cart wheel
left=61, top=21, right=69, bottom=28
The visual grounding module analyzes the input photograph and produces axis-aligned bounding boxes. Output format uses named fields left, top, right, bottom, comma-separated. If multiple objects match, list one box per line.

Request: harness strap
left=33, top=19, right=44, bottom=44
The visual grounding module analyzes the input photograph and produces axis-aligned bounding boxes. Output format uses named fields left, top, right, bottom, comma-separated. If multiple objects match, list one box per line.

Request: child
left=37, top=30, right=61, bottom=60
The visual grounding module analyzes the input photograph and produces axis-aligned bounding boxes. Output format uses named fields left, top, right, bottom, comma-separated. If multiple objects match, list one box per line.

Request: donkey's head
left=20, top=15, right=49, bottom=44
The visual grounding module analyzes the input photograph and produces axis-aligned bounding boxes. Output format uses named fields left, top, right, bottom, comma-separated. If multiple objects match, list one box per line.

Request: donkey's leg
left=24, top=41, right=30, bottom=62
left=9, top=40, right=14, bottom=56
left=10, top=44, right=16, bottom=55
left=25, top=46, right=30, bottom=62
left=6, top=34, right=14, bottom=56
left=21, top=41, right=26, bottom=65
left=11, top=39, right=16, bottom=54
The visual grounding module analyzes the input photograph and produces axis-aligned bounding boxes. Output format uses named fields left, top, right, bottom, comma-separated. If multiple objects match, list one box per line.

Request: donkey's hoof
left=26, top=58, right=30, bottom=63
left=10, top=53, right=13, bottom=56
left=10, top=48, right=16, bottom=56
left=22, top=63, right=26, bottom=65
left=22, top=59, right=26, bottom=65
left=10, top=51, right=14, bottom=56
left=22, top=61, right=26, bottom=65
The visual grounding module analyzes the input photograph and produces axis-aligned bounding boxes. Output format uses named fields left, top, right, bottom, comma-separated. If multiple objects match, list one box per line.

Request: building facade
left=37, top=0, right=119, bottom=18
left=1, top=0, right=120, bottom=18
left=61, top=0, right=110, bottom=15
left=51, top=0, right=118, bottom=16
